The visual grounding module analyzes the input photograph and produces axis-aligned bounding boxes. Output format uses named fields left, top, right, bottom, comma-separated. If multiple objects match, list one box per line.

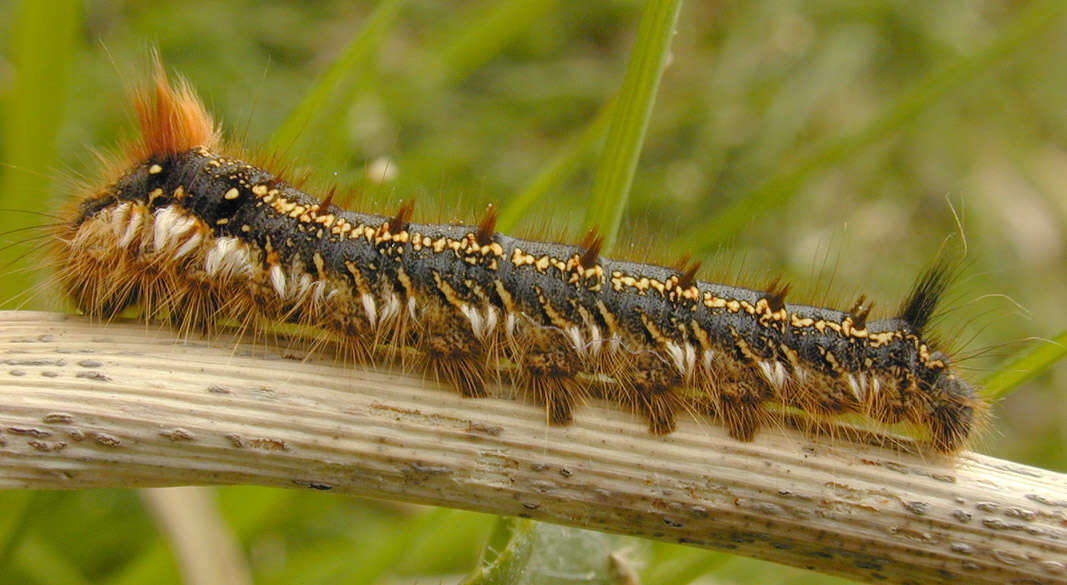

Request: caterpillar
left=52, top=65, right=984, bottom=454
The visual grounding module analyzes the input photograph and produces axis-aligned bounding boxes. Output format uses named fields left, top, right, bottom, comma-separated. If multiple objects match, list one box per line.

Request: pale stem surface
left=0, top=311, right=1064, bottom=585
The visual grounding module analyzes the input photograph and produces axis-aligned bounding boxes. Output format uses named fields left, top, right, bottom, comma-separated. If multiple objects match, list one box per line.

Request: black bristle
left=677, top=260, right=703, bottom=290
left=898, top=258, right=955, bottom=333
left=475, top=203, right=498, bottom=246
left=386, top=198, right=415, bottom=233
left=762, top=278, right=790, bottom=312
left=848, top=295, right=872, bottom=329
left=579, top=228, right=603, bottom=269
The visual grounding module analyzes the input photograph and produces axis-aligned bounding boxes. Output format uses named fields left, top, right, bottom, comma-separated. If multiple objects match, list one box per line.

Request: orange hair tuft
left=130, top=59, right=219, bottom=160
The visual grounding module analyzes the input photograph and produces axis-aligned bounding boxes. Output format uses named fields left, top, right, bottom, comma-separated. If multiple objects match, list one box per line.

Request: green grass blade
left=982, top=328, right=1067, bottom=400
left=641, top=546, right=730, bottom=585
left=13, top=535, right=93, bottom=585
left=677, top=0, right=1067, bottom=254
left=0, top=492, right=36, bottom=571
left=105, top=488, right=296, bottom=585
left=583, top=0, right=683, bottom=254
left=431, top=0, right=560, bottom=86
left=0, top=0, right=81, bottom=305
left=335, top=507, right=450, bottom=585
left=497, top=98, right=615, bottom=233
left=269, top=0, right=408, bottom=153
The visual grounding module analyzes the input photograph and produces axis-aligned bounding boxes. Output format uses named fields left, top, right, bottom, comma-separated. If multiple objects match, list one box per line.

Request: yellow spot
left=640, top=313, right=672, bottom=346
left=148, top=164, right=163, bottom=174
left=511, top=248, right=536, bottom=267
left=779, top=343, right=802, bottom=370
left=494, top=280, right=516, bottom=313
left=224, top=188, right=240, bottom=200
left=690, top=320, right=712, bottom=350
left=731, top=329, right=758, bottom=362
left=822, top=350, right=842, bottom=372
left=313, top=252, right=326, bottom=279
left=432, top=272, right=466, bottom=313
left=537, top=289, right=574, bottom=331
left=596, top=300, right=620, bottom=337
left=704, top=293, right=727, bottom=309
left=344, top=261, right=370, bottom=295
left=216, top=218, right=229, bottom=225
left=252, top=185, right=268, bottom=196
left=397, top=268, right=415, bottom=298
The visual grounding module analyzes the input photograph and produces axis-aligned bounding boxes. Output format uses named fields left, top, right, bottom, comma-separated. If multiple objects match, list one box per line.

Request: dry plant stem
left=141, top=487, right=253, bottom=585
left=0, top=312, right=1064, bottom=585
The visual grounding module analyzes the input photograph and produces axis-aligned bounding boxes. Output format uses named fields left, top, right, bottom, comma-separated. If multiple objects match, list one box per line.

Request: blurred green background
left=1, top=0, right=1065, bottom=583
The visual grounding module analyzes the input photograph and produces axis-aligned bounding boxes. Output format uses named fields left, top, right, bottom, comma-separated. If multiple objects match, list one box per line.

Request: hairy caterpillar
left=53, top=66, right=984, bottom=454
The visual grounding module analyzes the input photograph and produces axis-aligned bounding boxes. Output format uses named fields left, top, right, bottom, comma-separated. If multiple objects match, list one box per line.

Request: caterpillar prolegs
left=53, top=67, right=984, bottom=454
